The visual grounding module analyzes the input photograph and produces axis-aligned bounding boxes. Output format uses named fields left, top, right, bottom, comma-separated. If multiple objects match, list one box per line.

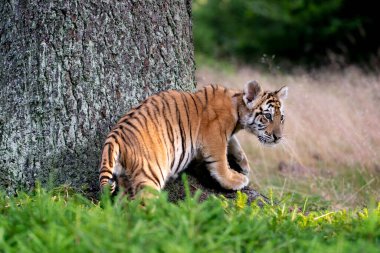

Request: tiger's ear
left=276, top=86, right=288, bottom=100
left=243, top=80, right=262, bottom=109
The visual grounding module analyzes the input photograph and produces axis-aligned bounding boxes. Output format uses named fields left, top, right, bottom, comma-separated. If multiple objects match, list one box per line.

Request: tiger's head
left=238, top=80, right=288, bottom=145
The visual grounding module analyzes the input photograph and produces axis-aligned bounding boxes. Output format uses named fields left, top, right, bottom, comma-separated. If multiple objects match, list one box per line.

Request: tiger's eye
left=264, top=113, right=272, bottom=120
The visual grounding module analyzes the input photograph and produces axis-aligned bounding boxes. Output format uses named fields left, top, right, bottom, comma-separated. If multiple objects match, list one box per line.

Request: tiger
left=99, top=80, right=288, bottom=198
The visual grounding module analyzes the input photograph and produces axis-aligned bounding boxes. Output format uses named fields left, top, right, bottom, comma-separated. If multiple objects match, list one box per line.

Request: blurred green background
left=193, top=0, right=380, bottom=66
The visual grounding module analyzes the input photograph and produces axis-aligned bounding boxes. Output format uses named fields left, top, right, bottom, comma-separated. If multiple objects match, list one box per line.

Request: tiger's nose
left=273, top=134, right=282, bottom=141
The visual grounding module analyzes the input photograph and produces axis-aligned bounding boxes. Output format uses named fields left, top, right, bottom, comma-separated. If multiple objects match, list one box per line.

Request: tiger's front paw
left=213, top=170, right=249, bottom=191
left=230, top=172, right=249, bottom=190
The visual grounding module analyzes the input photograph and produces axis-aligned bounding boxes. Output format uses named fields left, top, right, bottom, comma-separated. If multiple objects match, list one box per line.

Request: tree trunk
left=0, top=0, right=194, bottom=195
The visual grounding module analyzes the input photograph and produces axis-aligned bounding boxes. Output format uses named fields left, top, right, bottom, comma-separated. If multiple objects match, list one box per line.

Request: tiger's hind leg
left=228, top=136, right=251, bottom=175
left=99, top=141, right=121, bottom=195
left=131, top=166, right=165, bottom=200
left=132, top=179, right=161, bottom=201
left=100, top=162, right=124, bottom=195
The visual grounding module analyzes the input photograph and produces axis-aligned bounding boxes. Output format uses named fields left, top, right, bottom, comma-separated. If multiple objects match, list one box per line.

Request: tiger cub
left=99, top=81, right=288, bottom=197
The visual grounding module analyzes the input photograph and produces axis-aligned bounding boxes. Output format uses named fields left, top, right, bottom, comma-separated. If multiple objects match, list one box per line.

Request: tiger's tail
left=99, top=137, right=120, bottom=194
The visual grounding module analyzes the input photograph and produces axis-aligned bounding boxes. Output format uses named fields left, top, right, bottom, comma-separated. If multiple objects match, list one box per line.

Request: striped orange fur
left=99, top=81, right=288, bottom=197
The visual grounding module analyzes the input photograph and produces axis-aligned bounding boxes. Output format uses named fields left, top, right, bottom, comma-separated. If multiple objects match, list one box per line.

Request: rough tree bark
left=0, top=0, right=194, bottom=195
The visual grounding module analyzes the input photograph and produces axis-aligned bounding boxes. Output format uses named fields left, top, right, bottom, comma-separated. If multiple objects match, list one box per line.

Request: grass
left=0, top=185, right=379, bottom=253
left=196, top=64, right=380, bottom=209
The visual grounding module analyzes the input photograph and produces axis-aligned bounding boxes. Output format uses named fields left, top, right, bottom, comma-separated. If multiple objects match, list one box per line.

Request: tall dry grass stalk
left=196, top=66, right=380, bottom=208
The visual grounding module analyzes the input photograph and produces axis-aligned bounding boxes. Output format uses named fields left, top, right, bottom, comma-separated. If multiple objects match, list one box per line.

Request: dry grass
left=196, top=65, right=380, bottom=208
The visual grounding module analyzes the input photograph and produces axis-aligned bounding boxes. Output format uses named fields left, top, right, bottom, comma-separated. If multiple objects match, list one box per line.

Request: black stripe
left=132, top=147, right=140, bottom=170
left=140, top=112, right=149, bottom=127
left=146, top=103, right=163, bottom=136
left=107, top=133, right=118, bottom=141
left=232, top=92, right=243, bottom=98
left=165, top=93, right=179, bottom=171
left=159, top=92, right=174, bottom=121
left=121, top=121, right=149, bottom=158
left=203, top=155, right=212, bottom=160
left=142, top=167, right=160, bottom=188
left=155, top=157, right=165, bottom=183
left=148, top=163, right=162, bottom=188
left=180, top=154, right=192, bottom=174
left=99, top=175, right=112, bottom=182
left=127, top=110, right=136, bottom=117
left=130, top=162, right=142, bottom=180
left=132, top=114, right=145, bottom=128
left=174, top=100, right=187, bottom=173
left=193, top=91, right=206, bottom=110
left=107, top=144, right=113, bottom=167
left=211, top=85, right=216, bottom=96
left=139, top=112, right=157, bottom=152
left=170, top=156, right=175, bottom=170
left=99, top=169, right=113, bottom=176
left=188, top=93, right=200, bottom=115
left=148, top=98, right=163, bottom=130
left=134, top=180, right=148, bottom=191
left=159, top=93, right=177, bottom=169
left=145, top=103, right=166, bottom=150
left=204, top=154, right=218, bottom=165
left=133, top=104, right=143, bottom=111
left=166, top=116, right=174, bottom=143
left=119, top=122, right=141, bottom=148
left=133, top=99, right=149, bottom=111
left=102, top=142, right=112, bottom=147
left=159, top=121, right=171, bottom=169
left=180, top=93, right=194, bottom=152
left=204, top=87, right=209, bottom=104
left=144, top=104, right=168, bottom=185
left=150, top=97, right=161, bottom=112
left=175, top=152, right=189, bottom=174
left=204, top=160, right=218, bottom=165
left=163, top=113, right=175, bottom=145
left=123, top=121, right=144, bottom=141
left=116, top=126, right=129, bottom=145
left=106, top=135, right=121, bottom=165
left=160, top=125, right=171, bottom=170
